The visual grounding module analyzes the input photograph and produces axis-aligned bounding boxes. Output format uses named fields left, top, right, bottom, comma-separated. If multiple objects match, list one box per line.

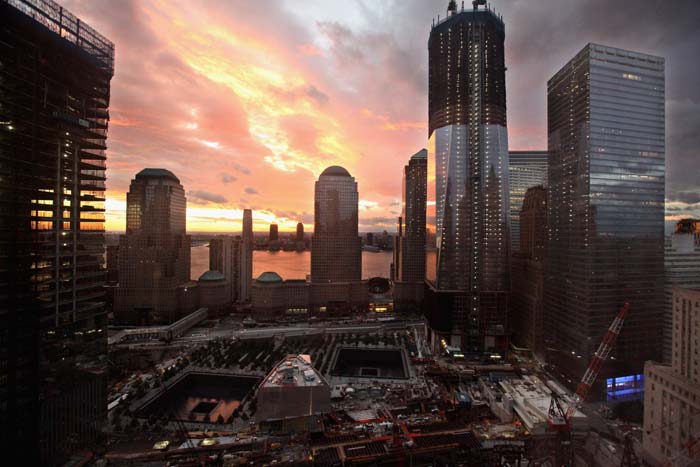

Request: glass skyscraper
left=545, top=43, right=665, bottom=399
left=509, top=151, right=547, bottom=252
left=425, top=1, right=510, bottom=351
left=0, top=0, right=114, bottom=462
left=393, top=150, right=427, bottom=308
left=311, top=166, right=361, bottom=283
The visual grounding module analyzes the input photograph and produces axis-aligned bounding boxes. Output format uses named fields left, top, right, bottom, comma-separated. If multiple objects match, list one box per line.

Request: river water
left=191, top=245, right=393, bottom=281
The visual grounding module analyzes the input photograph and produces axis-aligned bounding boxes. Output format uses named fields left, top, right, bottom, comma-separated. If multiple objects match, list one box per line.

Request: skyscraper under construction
left=0, top=0, right=114, bottom=463
left=425, top=0, right=510, bottom=352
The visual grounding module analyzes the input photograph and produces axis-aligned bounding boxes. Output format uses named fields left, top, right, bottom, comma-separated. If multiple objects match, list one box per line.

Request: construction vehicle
left=547, top=302, right=631, bottom=466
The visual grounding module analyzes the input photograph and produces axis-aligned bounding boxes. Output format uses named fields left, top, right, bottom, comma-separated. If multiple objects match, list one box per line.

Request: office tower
left=0, top=0, right=114, bottom=463
left=239, top=209, right=254, bottom=302
left=366, top=232, right=374, bottom=246
left=509, top=151, right=547, bottom=252
left=425, top=0, right=510, bottom=351
left=296, top=222, right=304, bottom=243
left=545, top=44, right=665, bottom=398
left=394, top=150, right=427, bottom=307
left=663, top=219, right=700, bottom=362
left=643, top=287, right=700, bottom=465
left=398, top=150, right=427, bottom=282
left=311, top=166, right=361, bottom=283
left=269, top=223, right=279, bottom=242
left=209, top=235, right=240, bottom=304
left=511, top=186, right=546, bottom=353
left=114, top=169, right=191, bottom=324
left=392, top=219, right=401, bottom=281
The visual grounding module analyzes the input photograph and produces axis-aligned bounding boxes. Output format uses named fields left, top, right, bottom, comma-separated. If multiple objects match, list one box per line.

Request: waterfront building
left=296, top=222, right=304, bottom=243
left=208, top=235, right=240, bottom=305
left=311, top=166, right=361, bottom=283
left=663, top=219, right=700, bottom=363
left=0, top=0, right=114, bottom=462
left=252, top=272, right=309, bottom=314
left=197, top=270, right=229, bottom=312
left=394, top=149, right=427, bottom=308
left=269, top=223, right=279, bottom=242
left=239, top=209, right=254, bottom=302
left=544, top=44, right=665, bottom=398
left=425, top=0, right=510, bottom=352
left=252, top=271, right=369, bottom=315
left=114, top=169, right=191, bottom=324
left=511, top=186, right=546, bottom=354
left=643, top=287, right=700, bottom=465
left=509, top=151, right=547, bottom=252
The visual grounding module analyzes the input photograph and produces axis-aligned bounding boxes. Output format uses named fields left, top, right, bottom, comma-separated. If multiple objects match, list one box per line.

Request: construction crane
left=547, top=302, right=631, bottom=467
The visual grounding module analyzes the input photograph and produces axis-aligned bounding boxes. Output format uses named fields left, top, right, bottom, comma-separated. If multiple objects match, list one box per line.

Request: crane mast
left=565, top=302, right=631, bottom=421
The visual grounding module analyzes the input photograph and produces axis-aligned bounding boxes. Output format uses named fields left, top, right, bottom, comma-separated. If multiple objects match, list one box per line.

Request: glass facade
left=397, top=149, right=427, bottom=283
left=426, top=5, right=510, bottom=351
left=545, top=43, right=665, bottom=390
left=508, top=151, right=547, bottom=252
left=0, top=0, right=114, bottom=463
left=311, top=166, right=361, bottom=283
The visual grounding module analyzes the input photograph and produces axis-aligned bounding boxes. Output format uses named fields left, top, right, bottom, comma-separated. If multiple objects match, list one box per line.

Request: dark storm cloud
left=244, top=187, right=259, bottom=195
left=361, top=0, right=699, bottom=199
left=673, top=191, right=700, bottom=205
left=496, top=0, right=700, bottom=199
left=189, top=190, right=228, bottom=204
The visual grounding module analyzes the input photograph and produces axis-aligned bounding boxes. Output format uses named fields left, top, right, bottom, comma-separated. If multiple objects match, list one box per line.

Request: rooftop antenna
left=461, top=1, right=465, bottom=11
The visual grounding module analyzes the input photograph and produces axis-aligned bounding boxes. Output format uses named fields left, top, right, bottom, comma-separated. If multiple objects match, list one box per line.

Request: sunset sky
left=64, top=0, right=700, bottom=233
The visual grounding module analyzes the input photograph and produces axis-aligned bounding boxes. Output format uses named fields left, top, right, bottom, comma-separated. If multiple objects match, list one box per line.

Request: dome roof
left=135, top=168, right=180, bottom=183
left=320, top=166, right=351, bottom=177
left=198, top=270, right=226, bottom=282
left=256, top=271, right=283, bottom=283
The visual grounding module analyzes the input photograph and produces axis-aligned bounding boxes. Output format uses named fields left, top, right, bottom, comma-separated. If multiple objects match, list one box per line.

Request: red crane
left=547, top=302, right=631, bottom=466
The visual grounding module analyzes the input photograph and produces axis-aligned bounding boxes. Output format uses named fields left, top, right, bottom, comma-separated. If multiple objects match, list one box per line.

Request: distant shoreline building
left=114, top=169, right=192, bottom=324
left=509, top=151, right=547, bottom=252
left=544, top=44, right=665, bottom=399
left=424, top=1, right=510, bottom=353
left=269, top=223, right=279, bottom=242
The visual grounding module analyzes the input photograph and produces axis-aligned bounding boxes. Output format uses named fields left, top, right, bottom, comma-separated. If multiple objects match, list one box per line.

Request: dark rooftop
left=135, top=168, right=180, bottom=183
left=320, top=166, right=351, bottom=178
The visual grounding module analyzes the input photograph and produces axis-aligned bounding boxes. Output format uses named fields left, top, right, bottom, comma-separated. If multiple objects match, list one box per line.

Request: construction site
left=97, top=305, right=668, bottom=466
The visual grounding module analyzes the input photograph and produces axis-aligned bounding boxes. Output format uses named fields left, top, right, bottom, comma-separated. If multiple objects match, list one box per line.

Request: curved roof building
left=256, top=271, right=283, bottom=283
left=311, top=166, right=361, bottom=283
